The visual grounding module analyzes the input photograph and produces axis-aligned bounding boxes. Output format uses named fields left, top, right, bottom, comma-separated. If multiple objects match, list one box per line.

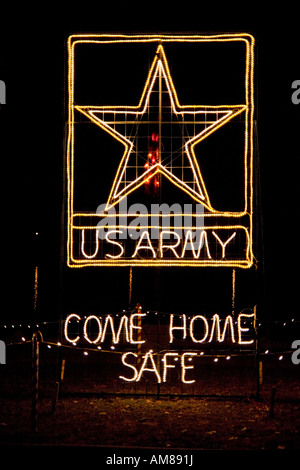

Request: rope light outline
left=67, top=34, right=255, bottom=268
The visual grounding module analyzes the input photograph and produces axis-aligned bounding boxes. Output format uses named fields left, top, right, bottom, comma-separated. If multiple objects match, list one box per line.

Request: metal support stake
left=232, top=269, right=236, bottom=316
left=129, top=267, right=133, bottom=307
left=254, top=305, right=261, bottom=399
left=31, top=332, right=40, bottom=432
left=157, top=314, right=161, bottom=400
left=52, top=358, right=65, bottom=415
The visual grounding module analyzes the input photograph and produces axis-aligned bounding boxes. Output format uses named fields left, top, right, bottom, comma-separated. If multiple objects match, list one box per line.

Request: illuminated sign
left=67, top=34, right=255, bottom=268
left=64, top=311, right=255, bottom=384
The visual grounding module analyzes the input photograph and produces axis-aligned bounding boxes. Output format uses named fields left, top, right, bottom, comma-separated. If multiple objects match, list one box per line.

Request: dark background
left=1, top=5, right=299, bottom=325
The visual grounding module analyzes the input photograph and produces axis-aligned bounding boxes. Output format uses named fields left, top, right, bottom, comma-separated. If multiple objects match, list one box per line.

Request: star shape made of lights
left=75, top=45, right=246, bottom=212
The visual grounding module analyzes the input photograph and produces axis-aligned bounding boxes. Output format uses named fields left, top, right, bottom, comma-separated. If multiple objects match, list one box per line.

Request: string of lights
left=0, top=311, right=298, bottom=330
left=1, top=310, right=298, bottom=365
left=3, top=337, right=294, bottom=366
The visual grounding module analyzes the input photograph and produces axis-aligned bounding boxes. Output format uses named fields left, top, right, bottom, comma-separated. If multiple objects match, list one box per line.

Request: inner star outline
left=75, top=44, right=247, bottom=212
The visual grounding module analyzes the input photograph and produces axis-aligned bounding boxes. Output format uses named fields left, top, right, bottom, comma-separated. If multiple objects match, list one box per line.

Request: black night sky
left=1, top=6, right=299, bottom=326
